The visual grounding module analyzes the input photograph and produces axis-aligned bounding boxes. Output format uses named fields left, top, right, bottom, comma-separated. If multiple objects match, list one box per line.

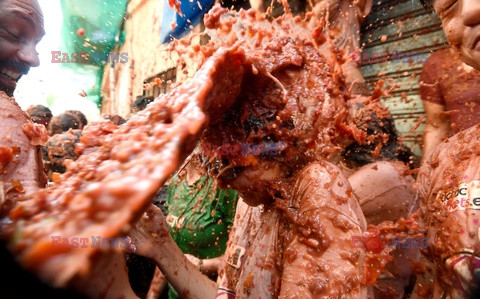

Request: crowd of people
left=25, top=105, right=128, bottom=181
left=0, top=0, right=480, bottom=298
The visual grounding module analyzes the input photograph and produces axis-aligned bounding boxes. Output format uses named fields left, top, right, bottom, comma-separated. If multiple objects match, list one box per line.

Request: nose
left=463, top=0, right=480, bottom=27
left=17, top=43, right=40, bottom=68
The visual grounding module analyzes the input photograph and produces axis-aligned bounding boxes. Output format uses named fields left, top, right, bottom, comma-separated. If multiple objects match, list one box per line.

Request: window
left=144, top=67, right=177, bottom=98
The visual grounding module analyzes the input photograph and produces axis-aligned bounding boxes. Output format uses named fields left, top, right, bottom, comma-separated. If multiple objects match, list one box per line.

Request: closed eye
left=5, top=30, right=26, bottom=45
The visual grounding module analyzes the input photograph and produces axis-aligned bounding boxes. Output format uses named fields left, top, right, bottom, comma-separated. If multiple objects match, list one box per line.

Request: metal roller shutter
left=360, top=0, right=448, bottom=157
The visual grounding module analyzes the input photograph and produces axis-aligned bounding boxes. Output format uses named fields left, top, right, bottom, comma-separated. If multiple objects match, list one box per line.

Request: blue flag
left=160, top=0, right=215, bottom=43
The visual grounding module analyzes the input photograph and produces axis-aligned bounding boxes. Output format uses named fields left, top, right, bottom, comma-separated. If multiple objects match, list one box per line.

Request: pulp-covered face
left=216, top=160, right=285, bottom=207
left=433, top=0, right=480, bottom=70
left=0, top=0, right=44, bottom=96
left=194, top=8, right=353, bottom=206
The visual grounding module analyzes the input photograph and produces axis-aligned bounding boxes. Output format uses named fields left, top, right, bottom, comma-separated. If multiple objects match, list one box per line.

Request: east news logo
left=352, top=235, right=427, bottom=253
left=51, top=51, right=128, bottom=64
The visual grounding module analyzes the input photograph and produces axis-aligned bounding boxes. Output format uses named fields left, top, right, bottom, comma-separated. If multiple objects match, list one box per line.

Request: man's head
left=66, top=110, right=88, bottom=128
left=132, top=96, right=154, bottom=114
left=49, top=112, right=84, bottom=135
left=26, top=104, right=52, bottom=127
left=423, top=0, right=480, bottom=70
left=0, top=0, right=44, bottom=96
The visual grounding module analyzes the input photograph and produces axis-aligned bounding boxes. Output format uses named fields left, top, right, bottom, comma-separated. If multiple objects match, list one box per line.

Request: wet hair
left=65, top=110, right=88, bottom=127
left=26, top=105, right=53, bottom=126
left=342, top=103, right=419, bottom=169
left=132, top=96, right=154, bottom=112
left=48, top=113, right=84, bottom=135
left=26, top=105, right=52, bottom=119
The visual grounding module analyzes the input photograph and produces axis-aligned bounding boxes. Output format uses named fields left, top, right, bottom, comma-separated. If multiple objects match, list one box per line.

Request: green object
left=166, top=175, right=238, bottom=259
left=166, top=175, right=238, bottom=299
left=60, top=0, right=128, bottom=65
left=59, top=0, right=128, bottom=106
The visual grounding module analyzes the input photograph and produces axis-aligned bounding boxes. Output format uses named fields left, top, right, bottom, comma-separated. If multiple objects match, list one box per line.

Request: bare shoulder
left=292, top=161, right=354, bottom=208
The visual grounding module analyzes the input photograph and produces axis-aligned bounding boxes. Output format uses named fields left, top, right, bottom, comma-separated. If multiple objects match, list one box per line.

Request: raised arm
left=129, top=204, right=218, bottom=299
left=419, top=51, right=450, bottom=160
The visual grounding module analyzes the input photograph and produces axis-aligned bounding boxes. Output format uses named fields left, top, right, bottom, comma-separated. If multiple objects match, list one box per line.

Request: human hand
left=127, top=204, right=170, bottom=260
